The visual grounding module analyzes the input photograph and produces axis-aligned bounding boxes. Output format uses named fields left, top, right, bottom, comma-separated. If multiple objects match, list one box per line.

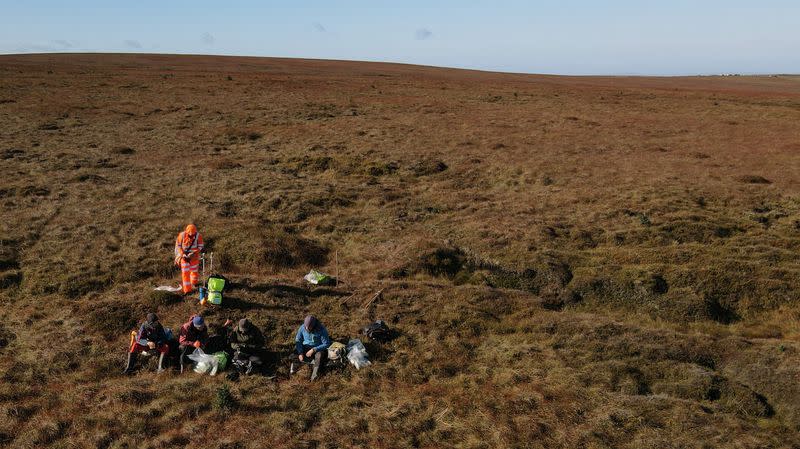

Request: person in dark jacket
left=294, top=315, right=331, bottom=381
left=178, top=315, right=208, bottom=373
left=229, top=318, right=265, bottom=375
left=124, top=313, right=169, bottom=374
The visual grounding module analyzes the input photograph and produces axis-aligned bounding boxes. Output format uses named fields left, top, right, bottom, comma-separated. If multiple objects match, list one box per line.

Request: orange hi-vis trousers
left=181, top=256, right=200, bottom=294
left=175, top=230, right=204, bottom=294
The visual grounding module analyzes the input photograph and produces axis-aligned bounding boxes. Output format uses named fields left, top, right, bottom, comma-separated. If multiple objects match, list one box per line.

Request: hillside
left=1, top=53, right=800, bottom=448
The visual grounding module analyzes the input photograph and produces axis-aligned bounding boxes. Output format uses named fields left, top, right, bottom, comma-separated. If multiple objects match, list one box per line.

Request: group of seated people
left=124, top=312, right=332, bottom=380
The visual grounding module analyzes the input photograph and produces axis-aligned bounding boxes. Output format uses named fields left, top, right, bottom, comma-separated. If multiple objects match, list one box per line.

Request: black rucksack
left=362, top=320, right=391, bottom=342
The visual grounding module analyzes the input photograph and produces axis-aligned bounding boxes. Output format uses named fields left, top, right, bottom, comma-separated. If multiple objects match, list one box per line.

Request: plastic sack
left=304, top=269, right=333, bottom=286
left=346, top=339, right=372, bottom=370
left=154, top=285, right=181, bottom=292
left=213, top=351, right=229, bottom=371
left=188, top=347, right=220, bottom=375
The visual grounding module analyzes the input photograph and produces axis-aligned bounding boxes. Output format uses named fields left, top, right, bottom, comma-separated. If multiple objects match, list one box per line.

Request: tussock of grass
left=215, top=226, right=329, bottom=273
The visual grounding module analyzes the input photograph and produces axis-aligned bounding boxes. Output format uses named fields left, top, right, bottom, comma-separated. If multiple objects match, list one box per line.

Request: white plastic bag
left=187, top=347, right=220, bottom=375
left=346, top=339, right=372, bottom=370
left=154, top=285, right=182, bottom=292
left=303, top=269, right=332, bottom=285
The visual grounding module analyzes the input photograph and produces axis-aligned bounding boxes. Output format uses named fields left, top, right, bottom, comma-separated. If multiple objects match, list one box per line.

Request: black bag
left=362, top=320, right=391, bottom=342
left=232, top=350, right=262, bottom=375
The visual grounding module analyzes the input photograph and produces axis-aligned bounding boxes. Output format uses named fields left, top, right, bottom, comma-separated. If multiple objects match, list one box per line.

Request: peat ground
left=1, top=54, right=800, bottom=448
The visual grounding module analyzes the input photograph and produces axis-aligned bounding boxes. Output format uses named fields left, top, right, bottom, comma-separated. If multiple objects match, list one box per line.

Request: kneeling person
left=229, top=318, right=265, bottom=375
left=295, top=315, right=331, bottom=381
left=125, top=313, right=169, bottom=374
left=178, top=315, right=208, bottom=373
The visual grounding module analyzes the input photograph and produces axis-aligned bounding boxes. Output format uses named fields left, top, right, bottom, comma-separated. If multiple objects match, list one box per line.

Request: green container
left=208, top=291, right=222, bottom=305
left=207, top=276, right=226, bottom=292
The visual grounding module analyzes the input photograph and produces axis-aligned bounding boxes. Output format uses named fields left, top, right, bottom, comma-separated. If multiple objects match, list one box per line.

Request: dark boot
left=179, top=345, right=190, bottom=374
left=123, top=352, right=137, bottom=375
left=157, top=352, right=166, bottom=373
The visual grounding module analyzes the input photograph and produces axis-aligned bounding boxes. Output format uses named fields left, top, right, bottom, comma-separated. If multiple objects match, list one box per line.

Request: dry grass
left=1, top=54, right=800, bottom=447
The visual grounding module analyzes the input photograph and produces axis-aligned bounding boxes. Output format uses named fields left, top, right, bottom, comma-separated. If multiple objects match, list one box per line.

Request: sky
left=1, top=0, right=798, bottom=76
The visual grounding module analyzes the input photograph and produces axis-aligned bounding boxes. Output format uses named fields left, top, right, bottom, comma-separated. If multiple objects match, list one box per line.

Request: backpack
left=326, top=342, right=348, bottom=369
left=327, top=341, right=346, bottom=360
left=362, top=320, right=391, bottom=342
left=206, top=274, right=227, bottom=305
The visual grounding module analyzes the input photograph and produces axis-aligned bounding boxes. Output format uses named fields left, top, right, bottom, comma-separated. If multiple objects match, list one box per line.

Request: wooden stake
left=362, top=289, right=383, bottom=309
left=339, top=291, right=357, bottom=306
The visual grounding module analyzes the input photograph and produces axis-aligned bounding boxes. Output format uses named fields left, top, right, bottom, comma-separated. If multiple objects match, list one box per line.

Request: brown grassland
left=2, top=53, right=800, bottom=448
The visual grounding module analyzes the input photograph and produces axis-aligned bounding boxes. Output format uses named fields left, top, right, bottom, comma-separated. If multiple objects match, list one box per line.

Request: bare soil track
left=1, top=54, right=800, bottom=448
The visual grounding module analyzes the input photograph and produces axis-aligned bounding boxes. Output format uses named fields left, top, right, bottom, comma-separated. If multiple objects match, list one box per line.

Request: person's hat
left=192, top=315, right=205, bottom=328
left=304, top=315, right=317, bottom=331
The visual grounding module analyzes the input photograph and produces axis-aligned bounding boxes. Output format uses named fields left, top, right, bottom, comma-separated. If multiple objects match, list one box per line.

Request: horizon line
left=2, top=51, right=798, bottom=78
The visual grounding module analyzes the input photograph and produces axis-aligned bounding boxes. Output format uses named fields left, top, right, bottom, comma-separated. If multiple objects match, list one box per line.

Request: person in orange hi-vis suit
left=174, top=224, right=204, bottom=294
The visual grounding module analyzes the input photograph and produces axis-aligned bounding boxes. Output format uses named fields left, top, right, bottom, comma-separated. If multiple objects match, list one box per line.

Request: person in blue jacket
left=295, top=315, right=331, bottom=381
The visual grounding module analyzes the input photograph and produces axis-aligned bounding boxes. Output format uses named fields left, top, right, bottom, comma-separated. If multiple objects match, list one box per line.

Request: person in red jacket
left=174, top=224, right=204, bottom=294
left=178, top=315, right=208, bottom=373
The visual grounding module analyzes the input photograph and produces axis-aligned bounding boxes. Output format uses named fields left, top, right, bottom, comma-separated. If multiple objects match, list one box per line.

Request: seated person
left=125, top=313, right=169, bottom=374
left=229, top=318, right=265, bottom=375
left=205, top=319, right=234, bottom=354
left=294, top=315, right=331, bottom=381
left=178, top=315, right=208, bottom=373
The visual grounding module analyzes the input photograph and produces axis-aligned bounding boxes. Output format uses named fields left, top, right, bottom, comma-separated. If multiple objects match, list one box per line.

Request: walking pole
left=210, top=252, right=214, bottom=273
left=199, top=252, right=206, bottom=304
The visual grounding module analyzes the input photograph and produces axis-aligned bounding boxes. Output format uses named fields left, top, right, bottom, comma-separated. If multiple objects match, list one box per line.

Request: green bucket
left=208, top=291, right=222, bottom=305
left=207, top=276, right=226, bottom=292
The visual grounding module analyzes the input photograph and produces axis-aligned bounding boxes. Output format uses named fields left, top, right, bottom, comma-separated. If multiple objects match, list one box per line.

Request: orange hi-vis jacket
left=175, top=231, right=205, bottom=263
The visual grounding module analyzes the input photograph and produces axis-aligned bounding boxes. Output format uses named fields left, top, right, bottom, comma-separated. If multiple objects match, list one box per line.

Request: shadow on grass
left=217, top=296, right=269, bottom=312
left=231, top=281, right=351, bottom=299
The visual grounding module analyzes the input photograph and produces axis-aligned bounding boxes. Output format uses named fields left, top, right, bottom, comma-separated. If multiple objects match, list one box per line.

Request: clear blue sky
left=2, top=1, right=798, bottom=75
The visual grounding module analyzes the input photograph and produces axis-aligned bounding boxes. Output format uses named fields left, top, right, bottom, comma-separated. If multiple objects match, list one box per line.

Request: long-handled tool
left=199, top=252, right=207, bottom=304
